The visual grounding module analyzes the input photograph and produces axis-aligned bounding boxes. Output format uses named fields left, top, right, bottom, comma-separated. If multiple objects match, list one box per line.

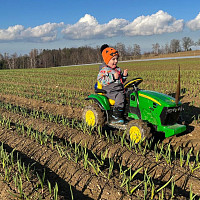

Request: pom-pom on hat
left=100, top=44, right=109, bottom=53
left=101, top=45, right=119, bottom=65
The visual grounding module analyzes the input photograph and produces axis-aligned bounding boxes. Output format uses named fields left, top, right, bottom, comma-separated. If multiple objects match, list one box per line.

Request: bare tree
left=0, top=53, right=3, bottom=60
left=126, top=46, right=133, bottom=56
left=182, top=37, right=194, bottom=51
left=152, top=43, right=160, bottom=54
left=3, top=53, right=12, bottom=69
left=195, top=39, right=200, bottom=50
left=29, top=49, right=38, bottom=68
left=164, top=43, right=170, bottom=54
left=170, top=39, right=181, bottom=53
left=197, top=39, right=200, bottom=45
left=133, top=44, right=141, bottom=58
left=11, top=53, right=18, bottom=69
left=115, top=43, right=126, bottom=60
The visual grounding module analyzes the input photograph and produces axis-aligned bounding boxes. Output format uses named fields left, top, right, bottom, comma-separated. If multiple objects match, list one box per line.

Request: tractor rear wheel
left=82, top=103, right=106, bottom=127
left=126, top=120, right=151, bottom=144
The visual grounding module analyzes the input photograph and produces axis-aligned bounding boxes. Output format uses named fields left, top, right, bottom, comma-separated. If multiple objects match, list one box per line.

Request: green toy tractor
left=82, top=75, right=186, bottom=144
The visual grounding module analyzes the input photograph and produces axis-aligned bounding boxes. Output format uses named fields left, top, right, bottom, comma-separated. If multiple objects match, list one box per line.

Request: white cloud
left=0, top=11, right=186, bottom=42
left=186, top=12, right=200, bottom=31
left=0, top=22, right=64, bottom=42
left=62, top=14, right=129, bottom=39
left=0, top=25, right=24, bottom=40
left=21, top=22, right=64, bottom=42
left=62, top=11, right=184, bottom=40
left=122, top=10, right=184, bottom=36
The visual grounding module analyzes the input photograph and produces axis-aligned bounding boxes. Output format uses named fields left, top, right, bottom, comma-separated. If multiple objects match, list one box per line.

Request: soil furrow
left=0, top=178, right=16, bottom=200
left=1, top=93, right=200, bottom=154
left=1, top=92, right=200, bottom=153
left=0, top=126, right=136, bottom=200
left=0, top=94, right=82, bottom=120
left=0, top=144, right=64, bottom=200
left=0, top=107, right=200, bottom=196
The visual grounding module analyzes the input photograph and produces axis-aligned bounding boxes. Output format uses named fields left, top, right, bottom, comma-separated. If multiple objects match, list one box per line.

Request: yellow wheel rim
left=85, top=110, right=95, bottom=126
left=129, top=126, right=141, bottom=143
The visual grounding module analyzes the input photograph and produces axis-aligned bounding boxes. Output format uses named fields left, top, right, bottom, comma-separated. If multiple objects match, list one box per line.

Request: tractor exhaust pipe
left=175, top=65, right=180, bottom=105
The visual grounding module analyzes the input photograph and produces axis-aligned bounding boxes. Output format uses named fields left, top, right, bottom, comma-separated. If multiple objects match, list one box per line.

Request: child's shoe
left=111, top=107, right=124, bottom=124
left=110, top=117, right=124, bottom=124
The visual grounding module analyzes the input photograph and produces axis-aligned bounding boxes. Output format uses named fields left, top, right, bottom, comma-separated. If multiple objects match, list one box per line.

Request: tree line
left=0, top=37, right=199, bottom=70
left=151, top=37, right=200, bottom=55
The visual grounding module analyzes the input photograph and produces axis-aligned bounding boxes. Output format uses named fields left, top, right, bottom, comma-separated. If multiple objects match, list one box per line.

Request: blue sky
left=0, top=0, right=200, bottom=55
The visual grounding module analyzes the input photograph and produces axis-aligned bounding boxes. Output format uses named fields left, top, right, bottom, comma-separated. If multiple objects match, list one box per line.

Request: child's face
left=107, top=55, right=118, bottom=68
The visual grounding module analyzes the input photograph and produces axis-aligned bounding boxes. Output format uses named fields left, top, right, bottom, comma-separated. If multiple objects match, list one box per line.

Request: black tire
left=82, top=103, right=106, bottom=127
left=126, top=119, right=151, bottom=144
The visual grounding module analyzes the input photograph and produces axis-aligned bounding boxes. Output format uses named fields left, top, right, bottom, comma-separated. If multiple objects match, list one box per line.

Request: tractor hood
left=138, top=90, right=181, bottom=107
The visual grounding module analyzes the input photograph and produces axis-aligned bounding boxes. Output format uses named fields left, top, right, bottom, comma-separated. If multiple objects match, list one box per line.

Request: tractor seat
left=94, top=82, right=115, bottom=106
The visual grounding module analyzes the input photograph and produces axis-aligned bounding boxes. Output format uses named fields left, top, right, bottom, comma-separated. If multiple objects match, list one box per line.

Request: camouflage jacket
left=97, top=65, right=128, bottom=87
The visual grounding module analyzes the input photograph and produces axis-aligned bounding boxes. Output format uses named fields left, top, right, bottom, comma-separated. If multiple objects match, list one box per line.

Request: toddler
left=97, top=44, right=128, bottom=124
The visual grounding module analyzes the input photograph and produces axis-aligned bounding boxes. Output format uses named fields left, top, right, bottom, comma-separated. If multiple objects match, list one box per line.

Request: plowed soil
left=1, top=93, right=200, bottom=151
left=0, top=93, right=200, bottom=199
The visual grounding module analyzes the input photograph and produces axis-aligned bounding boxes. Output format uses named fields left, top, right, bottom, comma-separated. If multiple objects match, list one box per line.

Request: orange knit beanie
left=102, top=47, right=119, bottom=65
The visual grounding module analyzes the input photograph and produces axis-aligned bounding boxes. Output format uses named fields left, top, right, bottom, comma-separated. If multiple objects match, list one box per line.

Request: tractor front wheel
left=82, top=103, right=106, bottom=127
left=126, top=120, right=151, bottom=144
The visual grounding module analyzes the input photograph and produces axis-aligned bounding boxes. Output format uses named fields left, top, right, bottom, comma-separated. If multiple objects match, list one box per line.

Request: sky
left=0, top=0, right=200, bottom=55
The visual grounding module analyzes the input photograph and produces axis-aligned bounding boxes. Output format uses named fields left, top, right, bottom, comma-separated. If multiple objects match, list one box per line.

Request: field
left=0, top=58, right=200, bottom=199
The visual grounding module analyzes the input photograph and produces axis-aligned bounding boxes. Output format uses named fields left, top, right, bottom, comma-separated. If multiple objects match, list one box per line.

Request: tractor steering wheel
left=124, top=77, right=143, bottom=89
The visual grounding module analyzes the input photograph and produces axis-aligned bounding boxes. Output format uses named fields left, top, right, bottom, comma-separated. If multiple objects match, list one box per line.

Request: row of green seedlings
left=3, top=108, right=200, bottom=183
left=0, top=126, right=177, bottom=199
left=0, top=114, right=130, bottom=195
left=139, top=68, right=200, bottom=85
left=1, top=66, right=200, bottom=101
left=0, top=101, right=151, bottom=150
left=0, top=100, right=194, bottom=171
left=120, top=166, right=198, bottom=200
left=0, top=100, right=149, bottom=151
left=0, top=68, right=93, bottom=94
left=0, top=100, right=199, bottom=175
left=0, top=72, right=90, bottom=99
left=65, top=140, right=199, bottom=200
left=0, top=115, right=173, bottom=198
left=153, top=141, right=200, bottom=174
left=1, top=100, right=200, bottom=177
left=0, top=82, right=87, bottom=107
left=0, top=101, right=122, bottom=143
left=120, top=130, right=200, bottom=175
left=0, top=143, right=61, bottom=200
left=0, top=116, right=198, bottom=199
left=1, top=101, right=200, bottom=174
left=0, top=114, right=119, bottom=181
left=192, top=114, right=200, bottom=124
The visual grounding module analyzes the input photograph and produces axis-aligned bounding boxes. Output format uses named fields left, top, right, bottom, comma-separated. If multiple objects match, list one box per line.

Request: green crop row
left=0, top=115, right=198, bottom=199
left=0, top=58, right=200, bottom=108
left=0, top=142, right=61, bottom=200
left=0, top=100, right=200, bottom=171
left=0, top=103, right=199, bottom=198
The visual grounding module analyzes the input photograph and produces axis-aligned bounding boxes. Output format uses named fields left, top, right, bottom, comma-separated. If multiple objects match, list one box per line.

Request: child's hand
left=124, top=69, right=128, bottom=76
left=114, top=72, right=119, bottom=79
